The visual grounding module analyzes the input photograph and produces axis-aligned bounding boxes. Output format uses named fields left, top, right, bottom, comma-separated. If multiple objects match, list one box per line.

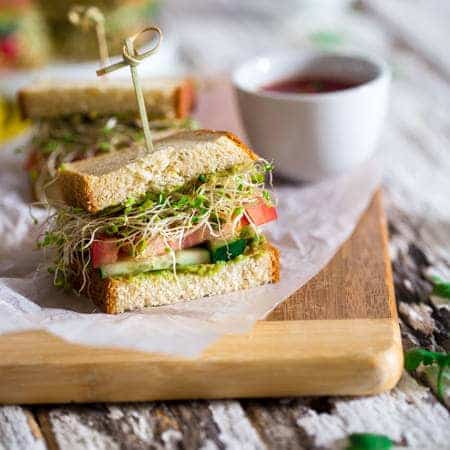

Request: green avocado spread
left=117, top=236, right=267, bottom=281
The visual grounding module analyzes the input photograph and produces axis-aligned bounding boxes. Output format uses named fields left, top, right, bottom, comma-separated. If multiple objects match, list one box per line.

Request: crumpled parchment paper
left=0, top=135, right=381, bottom=356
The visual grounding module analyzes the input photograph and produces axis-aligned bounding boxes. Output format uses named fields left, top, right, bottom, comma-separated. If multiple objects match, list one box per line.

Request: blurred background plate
left=0, top=37, right=178, bottom=99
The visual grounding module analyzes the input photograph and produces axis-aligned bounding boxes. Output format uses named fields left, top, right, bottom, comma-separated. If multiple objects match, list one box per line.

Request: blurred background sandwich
left=19, top=77, right=197, bottom=202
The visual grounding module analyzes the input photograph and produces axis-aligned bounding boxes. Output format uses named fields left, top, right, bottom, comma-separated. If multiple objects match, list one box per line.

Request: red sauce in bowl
left=261, top=76, right=359, bottom=94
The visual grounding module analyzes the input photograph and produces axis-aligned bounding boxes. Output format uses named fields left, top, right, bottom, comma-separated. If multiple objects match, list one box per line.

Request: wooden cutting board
left=0, top=81, right=402, bottom=404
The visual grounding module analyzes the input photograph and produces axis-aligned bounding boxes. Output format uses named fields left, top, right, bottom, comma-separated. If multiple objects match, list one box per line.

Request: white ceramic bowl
left=232, top=51, right=390, bottom=181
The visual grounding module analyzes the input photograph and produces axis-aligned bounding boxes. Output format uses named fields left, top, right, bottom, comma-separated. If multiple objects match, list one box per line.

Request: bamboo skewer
left=68, top=5, right=110, bottom=68
left=96, top=26, right=163, bottom=153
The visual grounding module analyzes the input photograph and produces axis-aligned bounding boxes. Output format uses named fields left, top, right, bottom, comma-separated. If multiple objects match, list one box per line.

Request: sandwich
left=39, top=130, right=280, bottom=313
left=36, top=0, right=159, bottom=61
left=18, top=77, right=196, bottom=202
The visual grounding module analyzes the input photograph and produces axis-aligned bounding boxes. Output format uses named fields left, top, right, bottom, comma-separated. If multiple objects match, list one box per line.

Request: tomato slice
left=244, top=199, right=277, bottom=226
left=23, top=149, right=40, bottom=171
left=173, top=225, right=208, bottom=250
left=176, top=79, right=196, bottom=118
left=92, top=201, right=275, bottom=268
left=143, top=223, right=229, bottom=256
left=91, top=238, right=119, bottom=268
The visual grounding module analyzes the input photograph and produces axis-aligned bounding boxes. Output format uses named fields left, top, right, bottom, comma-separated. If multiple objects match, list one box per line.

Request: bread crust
left=80, top=242, right=280, bottom=314
left=58, top=171, right=98, bottom=212
left=268, top=243, right=281, bottom=283
left=18, top=78, right=196, bottom=120
left=161, top=128, right=259, bottom=160
left=210, top=130, right=259, bottom=161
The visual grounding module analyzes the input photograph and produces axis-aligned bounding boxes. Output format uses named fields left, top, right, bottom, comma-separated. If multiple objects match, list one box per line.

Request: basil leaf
left=405, top=348, right=450, bottom=400
left=431, top=276, right=450, bottom=300
left=346, top=433, right=393, bottom=450
left=405, top=348, right=438, bottom=371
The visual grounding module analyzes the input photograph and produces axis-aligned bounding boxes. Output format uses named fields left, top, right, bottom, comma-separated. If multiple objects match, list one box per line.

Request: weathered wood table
left=1, top=2, right=449, bottom=449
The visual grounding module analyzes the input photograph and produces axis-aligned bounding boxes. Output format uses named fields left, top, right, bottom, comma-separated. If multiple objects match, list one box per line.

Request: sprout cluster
left=40, top=160, right=274, bottom=291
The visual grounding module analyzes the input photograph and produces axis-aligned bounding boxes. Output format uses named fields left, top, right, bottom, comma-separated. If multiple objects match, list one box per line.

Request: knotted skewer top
left=96, top=27, right=163, bottom=153
left=68, top=5, right=110, bottom=67
left=96, top=27, right=162, bottom=76
left=68, top=5, right=105, bottom=30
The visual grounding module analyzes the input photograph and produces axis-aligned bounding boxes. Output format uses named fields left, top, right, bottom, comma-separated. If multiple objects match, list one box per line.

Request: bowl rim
left=231, top=50, right=391, bottom=102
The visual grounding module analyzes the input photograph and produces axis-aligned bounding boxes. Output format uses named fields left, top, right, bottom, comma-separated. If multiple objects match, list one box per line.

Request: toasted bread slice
left=28, top=126, right=197, bottom=204
left=82, top=243, right=279, bottom=314
left=18, top=78, right=195, bottom=120
left=58, top=130, right=259, bottom=213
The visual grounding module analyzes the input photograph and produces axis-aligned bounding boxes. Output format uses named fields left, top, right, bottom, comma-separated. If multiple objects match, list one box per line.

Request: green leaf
left=53, top=270, right=69, bottom=289
left=29, top=169, right=38, bottom=182
left=157, top=193, right=166, bottom=205
left=63, top=132, right=76, bottom=143
left=124, top=198, right=136, bottom=215
left=405, top=348, right=438, bottom=371
left=405, top=348, right=450, bottom=400
left=437, top=364, right=447, bottom=400
left=138, top=198, right=155, bottom=212
left=346, top=433, right=393, bottom=450
left=251, top=173, right=265, bottom=184
left=136, top=239, right=147, bottom=255
left=105, top=223, right=119, bottom=236
left=98, top=142, right=111, bottom=152
left=124, top=197, right=136, bottom=208
left=42, top=140, right=59, bottom=155
left=179, top=117, right=200, bottom=130
left=38, top=231, right=61, bottom=248
left=431, top=276, right=450, bottom=300
left=71, top=207, right=85, bottom=214
left=174, top=195, right=189, bottom=209
left=262, top=190, right=271, bottom=202
left=190, top=195, right=206, bottom=208
left=134, top=131, right=145, bottom=141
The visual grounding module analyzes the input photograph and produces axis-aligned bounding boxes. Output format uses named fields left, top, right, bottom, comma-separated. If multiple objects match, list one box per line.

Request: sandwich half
left=19, top=78, right=196, bottom=202
left=40, top=130, right=279, bottom=313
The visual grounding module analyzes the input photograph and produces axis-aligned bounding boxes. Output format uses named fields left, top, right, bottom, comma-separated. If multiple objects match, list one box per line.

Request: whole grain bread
left=58, top=129, right=259, bottom=213
left=18, top=77, right=195, bottom=120
left=82, top=243, right=280, bottom=314
left=29, top=126, right=196, bottom=204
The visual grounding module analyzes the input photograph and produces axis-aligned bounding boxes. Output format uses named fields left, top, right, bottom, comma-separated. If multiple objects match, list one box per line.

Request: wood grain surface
left=0, top=188, right=401, bottom=404
left=268, top=191, right=394, bottom=321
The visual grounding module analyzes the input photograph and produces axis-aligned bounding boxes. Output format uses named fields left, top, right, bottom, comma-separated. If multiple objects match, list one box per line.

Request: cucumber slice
left=100, top=248, right=211, bottom=278
left=208, top=238, right=247, bottom=263
left=175, top=248, right=210, bottom=266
